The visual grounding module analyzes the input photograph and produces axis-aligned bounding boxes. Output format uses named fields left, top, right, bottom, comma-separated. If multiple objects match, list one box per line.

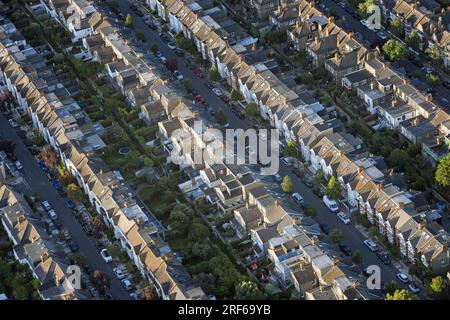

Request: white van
left=322, top=195, right=339, bottom=213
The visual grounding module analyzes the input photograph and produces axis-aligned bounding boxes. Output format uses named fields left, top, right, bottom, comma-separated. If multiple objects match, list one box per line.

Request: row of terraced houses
left=0, top=0, right=206, bottom=300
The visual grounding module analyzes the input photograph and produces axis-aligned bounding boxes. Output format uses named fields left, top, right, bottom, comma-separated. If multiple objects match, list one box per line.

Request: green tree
left=386, top=289, right=417, bottom=300
left=246, top=103, right=258, bottom=117
left=191, top=242, right=212, bottom=259
left=388, top=149, right=410, bottom=169
left=284, top=141, right=299, bottom=158
left=125, top=14, right=133, bottom=28
left=296, top=72, right=314, bottom=85
left=369, top=226, right=379, bottom=238
left=136, top=31, right=146, bottom=42
left=188, top=221, right=210, bottom=241
left=429, top=276, right=448, bottom=298
left=150, top=43, right=159, bottom=55
left=281, top=175, right=293, bottom=193
left=426, top=74, right=441, bottom=87
left=390, top=19, right=404, bottom=38
left=230, top=89, right=243, bottom=101
left=435, top=154, right=450, bottom=188
left=352, top=250, right=363, bottom=265
left=326, top=176, right=342, bottom=200
left=234, top=281, right=264, bottom=300
left=330, top=229, right=344, bottom=243
left=215, top=109, right=227, bottom=125
left=182, top=79, right=193, bottom=93
left=66, top=183, right=84, bottom=204
left=168, top=203, right=194, bottom=235
left=314, top=169, right=325, bottom=184
left=383, top=40, right=405, bottom=61
left=209, top=65, right=220, bottom=81
left=425, top=44, right=442, bottom=62
left=358, top=0, right=376, bottom=19
left=406, top=31, right=420, bottom=50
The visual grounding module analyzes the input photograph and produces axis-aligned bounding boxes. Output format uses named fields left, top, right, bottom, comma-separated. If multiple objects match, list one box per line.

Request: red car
left=220, top=94, right=230, bottom=103
left=195, top=95, right=205, bottom=104
left=193, top=66, right=203, bottom=77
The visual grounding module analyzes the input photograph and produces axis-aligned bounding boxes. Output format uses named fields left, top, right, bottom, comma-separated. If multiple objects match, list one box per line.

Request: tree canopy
left=386, top=289, right=416, bottom=300
left=281, top=175, right=293, bottom=193
left=383, top=40, right=405, bottom=61
left=435, top=154, right=450, bottom=188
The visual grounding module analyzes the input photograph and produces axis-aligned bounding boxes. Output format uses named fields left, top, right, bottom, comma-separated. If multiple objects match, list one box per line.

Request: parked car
left=175, top=48, right=184, bottom=56
left=339, top=244, right=352, bottom=256
left=41, top=200, right=52, bottom=211
left=65, top=198, right=75, bottom=209
left=322, top=195, right=339, bottom=213
left=173, top=70, right=183, bottom=80
left=292, top=192, right=304, bottom=204
left=281, top=157, right=292, bottom=166
left=312, top=186, right=324, bottom=197
left=48, top=209, right=58, bottom=220
left=320, top=223, right=331, bottom=235
left=121, top=279, right=133, bottom=291
left=158, top=56, right=167, bottom=64
left=303, top=177, right=313, bottom=188
left=129, top=292, right=140, bottom=300
left=167, top=42, right=176, bottom=50
left=82, top=224, right=94, bottom=236
left=396, top=272, right=409, bottom=284
left=273, top=173, right=282, bottom=182
left=377, top=31, right=388, bottom=40
left=377, top=251, right=391, bottom=265
left=113, top=267, right=126, bottom=280
left=292, top=167, right=302, bottom=178
left=100, top=248, right=113, bottom=263
left=363, top=239, right=379, bottom=252
left=205, top=82, right=215, bottom=89
left=408, top=283, right=420, bottom=293
left=337, top=212, right=351, bottom=225
left=14, top=160, right=23, bottom=170
left=8, top=118, right=18, bottom=128
left=212, top=88, right=222, bottom=96
left=53, top=218, right=62, bottom=229
left=67, top=240, right=79, bottom=252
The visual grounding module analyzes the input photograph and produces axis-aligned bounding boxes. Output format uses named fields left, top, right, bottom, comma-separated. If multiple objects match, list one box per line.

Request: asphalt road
left=0, top=114, right=130, bottom=300
left=95, top=1, right=413, bottom=291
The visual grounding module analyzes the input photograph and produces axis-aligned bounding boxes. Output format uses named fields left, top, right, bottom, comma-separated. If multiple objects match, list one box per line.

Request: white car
left=8, top=119, right=18, bottom=128
left=14, top=160, right=23, bottom=170
left=322, top=195, right=339, bottom=213
left=113, top=267, right=126, bottom=280
left=167, top=42, right=176, bottom=50
left=173, top=70, right=183, bottom=80
left=363, top=239, right=379, bottom=252
left=292, top=192, right=304, bottom=204
left=121, top=279, right=133, bottom=291
left=408, top=283, right=420, bottom=293
left=47, top=209, right=58, bottom=221
left=337, top=212, right=351, bottom=225
left=41, top=200, right=52, bottom=211
left=273, top=173, right=282, bottom=182
left=397, top=273, right=409, bottom=283
left=158, top=56, right=167, bottom=64
left=360, top=19, right=369, bottom=27
left=129, top=292, right=140, bottom=300
left=212, top=88, right=222, bottom=96
left=100, top=248, right=113, bottom=263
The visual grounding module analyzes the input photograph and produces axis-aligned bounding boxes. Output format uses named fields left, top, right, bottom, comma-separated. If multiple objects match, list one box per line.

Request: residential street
left=0, top=114, right=130, bottom=300
left=95, top=1, right=423, bottom=294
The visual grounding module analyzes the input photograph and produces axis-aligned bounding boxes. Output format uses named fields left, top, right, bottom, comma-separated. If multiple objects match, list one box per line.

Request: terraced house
left=0, top=11, right=206, bottom=300
left=0, top=185, right=83, bottom=300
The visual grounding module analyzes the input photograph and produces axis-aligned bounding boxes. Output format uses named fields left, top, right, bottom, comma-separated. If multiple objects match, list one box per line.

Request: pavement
left=0, top=114, right=130, bottom=300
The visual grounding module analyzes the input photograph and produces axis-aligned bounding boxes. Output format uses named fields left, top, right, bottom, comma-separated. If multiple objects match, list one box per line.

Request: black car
left=83, top=264, right=94, bottom=274
left=53, top=218, right=63, bottom=229
left=377, top=252, right=391, bottom=265
left=303, top=177, right=314, bottom=188
left=320, top=224, right=331, bottom=235
left=443, top=81, right=450, bottom=89
left=205, top=81, right=215, bottom=89
left=292, top=168, right=302, bottom=178
left=312, top=186, right=324, bottom=197
left=175, top=48, right=184, bottom=57
left=339, top=244, right=352, bottom=256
